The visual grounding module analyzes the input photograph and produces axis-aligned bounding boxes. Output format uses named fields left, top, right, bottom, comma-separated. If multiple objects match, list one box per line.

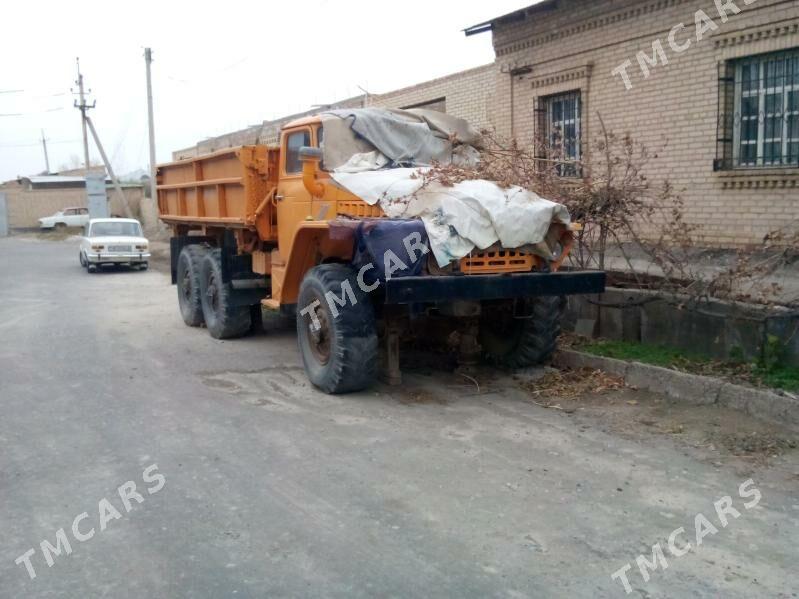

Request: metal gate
left=85, top=173, right=109, bottom=219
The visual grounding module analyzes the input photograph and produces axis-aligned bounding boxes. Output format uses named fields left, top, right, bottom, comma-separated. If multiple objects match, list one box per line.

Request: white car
left=39, top=207, right=90, bottom=229
left=79, top=218, right=150, bottom=273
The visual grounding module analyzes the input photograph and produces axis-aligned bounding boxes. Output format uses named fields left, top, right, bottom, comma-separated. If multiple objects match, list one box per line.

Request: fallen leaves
left=520, top=367, right=626, bottom=406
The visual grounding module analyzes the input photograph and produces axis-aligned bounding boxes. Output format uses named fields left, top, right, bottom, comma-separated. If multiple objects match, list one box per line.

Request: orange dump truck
left=157, top=109, right=604, bottom=393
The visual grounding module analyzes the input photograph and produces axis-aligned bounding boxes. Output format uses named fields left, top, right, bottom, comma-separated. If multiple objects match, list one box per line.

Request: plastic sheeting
left=318, top=108, right=571, bottom=267
left=331, top=168, right=571, bottom=268
left=321, top=108, right=480, bottom=171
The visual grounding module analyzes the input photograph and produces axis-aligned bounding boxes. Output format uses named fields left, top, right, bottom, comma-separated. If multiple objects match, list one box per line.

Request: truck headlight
left=91, top=244, right=104, bottom=251
left=135, top=244, right=148, bottom=251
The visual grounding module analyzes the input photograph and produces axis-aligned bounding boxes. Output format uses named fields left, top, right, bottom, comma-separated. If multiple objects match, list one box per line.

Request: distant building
left=0, top=172, right=144, bottom=230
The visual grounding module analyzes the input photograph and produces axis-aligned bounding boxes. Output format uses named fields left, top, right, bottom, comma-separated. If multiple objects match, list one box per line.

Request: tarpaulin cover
left=338, top=218, right=428, bottom=285
left=318, top=108, right=571, bottom=267
left=331, top=168, right=571, bottom=268
left=321, top=108, right=480, bottom=171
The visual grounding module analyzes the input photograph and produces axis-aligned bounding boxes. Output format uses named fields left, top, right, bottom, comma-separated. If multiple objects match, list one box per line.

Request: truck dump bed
left=157, top=146, right=278, bottom=239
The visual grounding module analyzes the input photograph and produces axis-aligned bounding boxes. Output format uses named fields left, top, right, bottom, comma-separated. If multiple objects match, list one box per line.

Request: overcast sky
left=0, top=0, right=530, bottom=181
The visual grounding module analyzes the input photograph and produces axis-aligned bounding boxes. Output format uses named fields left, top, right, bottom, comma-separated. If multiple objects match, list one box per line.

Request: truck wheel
left=297, top=264, right=378, bottom=393
left=199, top=248, right=251, bottom=339
left=79, top=251, right=87, bottom=268
left=479, top=296, right=562, bottom=369
left=177, top=245, right=207, bottom=327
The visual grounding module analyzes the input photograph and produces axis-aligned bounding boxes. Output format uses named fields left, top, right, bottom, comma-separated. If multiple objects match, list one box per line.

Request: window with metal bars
left=721, top=48, right=799, bottom=169
left=537, top=91, right=581, bottom=176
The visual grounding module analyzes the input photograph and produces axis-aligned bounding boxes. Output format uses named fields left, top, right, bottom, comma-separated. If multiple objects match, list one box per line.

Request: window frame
left=542, top=90, right=582, bottom=177
left=282, top=128, right=312, bottom=176
left=732, top=48, right=799, bottom=168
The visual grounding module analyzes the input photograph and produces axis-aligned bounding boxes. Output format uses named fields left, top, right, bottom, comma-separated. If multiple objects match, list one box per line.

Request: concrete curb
left=553, top=349, right=799, bottom=431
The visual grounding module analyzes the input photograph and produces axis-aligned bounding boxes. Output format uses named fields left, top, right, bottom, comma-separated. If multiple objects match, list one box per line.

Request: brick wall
left=489, top=0, right=799, bottom=246
left=1, top=183, right=144, bottom=228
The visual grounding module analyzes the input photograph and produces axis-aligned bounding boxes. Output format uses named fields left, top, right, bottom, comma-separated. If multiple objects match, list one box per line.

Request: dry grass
left=519, top=367, right=625, bottom=407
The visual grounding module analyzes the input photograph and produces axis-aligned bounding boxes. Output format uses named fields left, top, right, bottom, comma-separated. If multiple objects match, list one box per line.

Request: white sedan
left=79, top=218, right=150, bottom=273
left=39, top=207, right=90, bottom=229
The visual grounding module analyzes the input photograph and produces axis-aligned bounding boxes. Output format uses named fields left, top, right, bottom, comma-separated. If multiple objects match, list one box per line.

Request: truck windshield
left=90, top=221, right=142, bottom=237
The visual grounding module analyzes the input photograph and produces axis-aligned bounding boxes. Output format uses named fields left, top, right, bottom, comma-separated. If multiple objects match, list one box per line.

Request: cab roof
left=283, top=115, right=322, bottom=129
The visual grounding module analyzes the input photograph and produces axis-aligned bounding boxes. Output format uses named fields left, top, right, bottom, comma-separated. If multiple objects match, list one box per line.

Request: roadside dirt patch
left=397, top=388, right=447, bottom=406
left=147, top=240, right=170, bottom=272
left=514, top=367, right=798, bottom=466
left=16, top=230, right=81, bottom=241
left=516, top=367, right=625, bottom=406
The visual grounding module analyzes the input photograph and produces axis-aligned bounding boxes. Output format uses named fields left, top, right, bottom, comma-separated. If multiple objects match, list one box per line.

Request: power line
left=0, top=107, right=65, bottom=117
left=0, top=90, right=66, bottom=99
left=0, top=139, right=79, bottom=148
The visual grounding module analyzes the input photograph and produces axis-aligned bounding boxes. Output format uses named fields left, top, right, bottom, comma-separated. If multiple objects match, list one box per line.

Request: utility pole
left=73, top=58, right=95, bottom=171
left=40, top=129, right=50, bottom=173
left=85, top=116, right=133, bottom=218
left=70, top=60, right=131, bottom=218
left=144, top=48, right=158, bottom=203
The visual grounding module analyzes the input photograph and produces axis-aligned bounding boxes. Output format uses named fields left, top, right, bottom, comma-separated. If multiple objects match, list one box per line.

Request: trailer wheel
left=479, top=296, right=563, bottom=369
left=297, top=264, right=378, bottom=393
left=199, top=249, right=252, bottom=339
left=177, top=245, right=207, bottom=327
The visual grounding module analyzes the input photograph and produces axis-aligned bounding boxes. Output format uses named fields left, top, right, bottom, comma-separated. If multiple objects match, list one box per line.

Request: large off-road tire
left=199, top=249, right=252, bottom=339
left=479, top=296, right=563, bottom=369
left=176, top=245, right=207, bottom=327
left=297, top=264, right=378, bottom=393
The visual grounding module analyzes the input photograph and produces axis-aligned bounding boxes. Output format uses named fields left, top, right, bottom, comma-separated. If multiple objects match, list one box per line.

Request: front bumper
left=87, top=252, right=151, bottom=264
left=384, top=270, right=606, bottom=304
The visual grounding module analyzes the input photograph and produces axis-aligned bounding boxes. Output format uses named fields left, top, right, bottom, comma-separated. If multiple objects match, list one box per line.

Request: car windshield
left=90, top=221, right=142, bottom=237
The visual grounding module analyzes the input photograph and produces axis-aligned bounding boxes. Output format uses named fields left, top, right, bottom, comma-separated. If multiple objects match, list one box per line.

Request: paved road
left=1, top=237, right=797, bottom=598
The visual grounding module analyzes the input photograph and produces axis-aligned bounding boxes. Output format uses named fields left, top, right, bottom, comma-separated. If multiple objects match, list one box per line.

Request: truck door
left=310, top=124, right=333, bottom=224
left=276, top=127, right=313, bottom=257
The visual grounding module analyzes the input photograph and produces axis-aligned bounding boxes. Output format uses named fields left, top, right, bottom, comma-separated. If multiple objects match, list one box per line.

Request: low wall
left=564, top=287, right=799, bottom=367
left=4, top=186, right=144, bottom=228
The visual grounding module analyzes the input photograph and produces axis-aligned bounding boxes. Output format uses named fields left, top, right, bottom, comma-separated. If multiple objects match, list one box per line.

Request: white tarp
left=331, top=168, right=571, bottom=267
left=319, top=108, right=571, bottom=267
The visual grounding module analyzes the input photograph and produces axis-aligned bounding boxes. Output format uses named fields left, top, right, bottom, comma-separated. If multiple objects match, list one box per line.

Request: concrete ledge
left=553, top=349, right=799, bottom=431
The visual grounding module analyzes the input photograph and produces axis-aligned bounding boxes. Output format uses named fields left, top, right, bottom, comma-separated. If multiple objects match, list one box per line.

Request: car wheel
left=79, top=252, right=87, bottom=268
left=479, top=296, right=563, bottom=369
left=176, top=245, right=207, bottom=326
left=87, top=264, right=98, bottom=273
left=296, top=264, right=378, bottom=394
left=199, top=249, right=251, bottom=339
left=139, top=262, right=149, bottom=271
left=55, top=222, right=66, bottom=231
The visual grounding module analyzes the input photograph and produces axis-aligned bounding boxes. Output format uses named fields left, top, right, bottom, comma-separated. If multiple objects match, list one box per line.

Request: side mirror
left=298, top=146, right=322, bottom=161
left=298, top=147, right=325, bottom=198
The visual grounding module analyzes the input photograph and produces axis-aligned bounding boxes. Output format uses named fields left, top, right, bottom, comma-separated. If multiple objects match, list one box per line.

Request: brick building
left=174, top=0, right=798, bottom=246
left=471, top=0, right=799, bottom=246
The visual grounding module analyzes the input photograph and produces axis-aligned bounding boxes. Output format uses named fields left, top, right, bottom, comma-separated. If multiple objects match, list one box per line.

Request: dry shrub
left=421, top=113, right=799, bottom=309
